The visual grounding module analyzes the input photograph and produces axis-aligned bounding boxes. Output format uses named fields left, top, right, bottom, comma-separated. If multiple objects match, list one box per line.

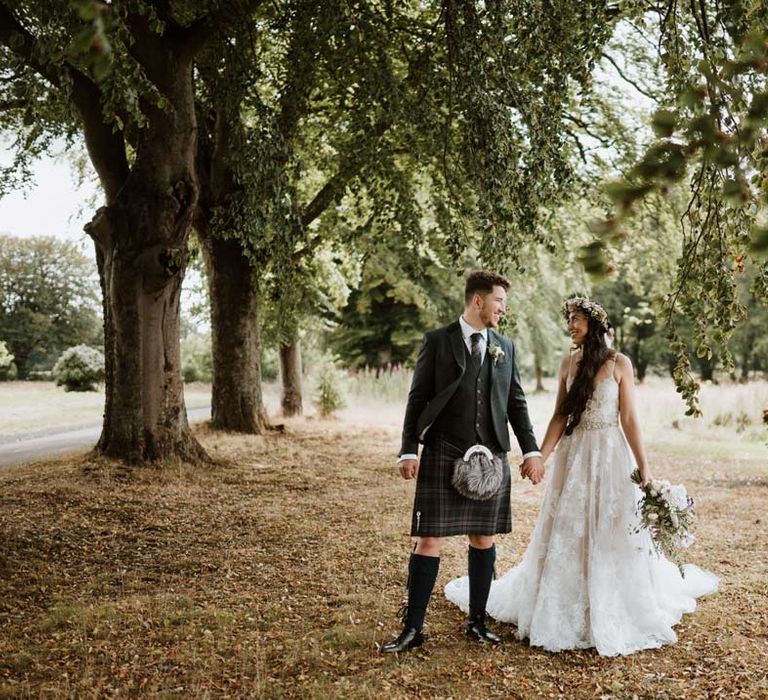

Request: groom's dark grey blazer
left=399, top=320, right=539, bottom=457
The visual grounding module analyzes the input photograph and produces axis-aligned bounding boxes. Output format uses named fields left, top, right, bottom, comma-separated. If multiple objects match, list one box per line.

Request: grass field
left=0, top=382, right=214, bottom=438
left=0, top=378, right=766, bottom=698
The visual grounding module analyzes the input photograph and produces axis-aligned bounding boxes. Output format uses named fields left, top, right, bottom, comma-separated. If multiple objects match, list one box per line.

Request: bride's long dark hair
left=558, top=315, right=616, bottom=435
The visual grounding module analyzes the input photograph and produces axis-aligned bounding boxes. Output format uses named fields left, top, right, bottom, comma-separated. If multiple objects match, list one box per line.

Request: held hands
left=399, top=458, right=419, bottom=480
left=519, top=456, right=545, bottom=485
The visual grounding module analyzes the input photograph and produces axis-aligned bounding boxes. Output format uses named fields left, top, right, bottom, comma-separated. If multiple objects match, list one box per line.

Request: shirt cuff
left=521, top=451, right=542, bottom=460
left=398, top=453, right=418, bottom=462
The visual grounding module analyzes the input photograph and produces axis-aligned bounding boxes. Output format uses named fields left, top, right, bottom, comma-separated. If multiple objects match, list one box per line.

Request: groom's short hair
left=465, top=270, right=510, bottom=304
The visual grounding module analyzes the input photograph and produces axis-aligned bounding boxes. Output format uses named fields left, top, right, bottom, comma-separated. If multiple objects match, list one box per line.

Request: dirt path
left=0, top=420, right=766, bottom=699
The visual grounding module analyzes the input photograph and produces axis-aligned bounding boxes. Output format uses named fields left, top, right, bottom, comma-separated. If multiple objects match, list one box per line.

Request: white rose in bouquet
left=630, top=469, right=698, bottom=577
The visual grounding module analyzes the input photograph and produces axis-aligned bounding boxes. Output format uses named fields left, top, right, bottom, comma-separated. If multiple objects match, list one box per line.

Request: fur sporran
left=451, top=445, right=504, bottom=501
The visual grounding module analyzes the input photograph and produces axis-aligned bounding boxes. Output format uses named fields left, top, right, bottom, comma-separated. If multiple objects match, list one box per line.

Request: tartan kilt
left=410, top=435, right=512, bottom=537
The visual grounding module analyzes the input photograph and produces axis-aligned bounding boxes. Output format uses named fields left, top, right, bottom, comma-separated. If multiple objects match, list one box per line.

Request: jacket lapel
left=488, top=328, right=499, bottom=387
left=449, top=321, right=466, bottom=371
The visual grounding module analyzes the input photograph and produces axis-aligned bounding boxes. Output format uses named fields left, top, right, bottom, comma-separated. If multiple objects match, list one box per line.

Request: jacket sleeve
left=506, top=341, right=539, bottom=455
left=399, top=333, right=435, bottom=456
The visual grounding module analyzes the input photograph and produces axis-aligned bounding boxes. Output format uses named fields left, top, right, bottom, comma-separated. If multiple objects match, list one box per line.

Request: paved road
left=0, top=406, right=211, bottom=468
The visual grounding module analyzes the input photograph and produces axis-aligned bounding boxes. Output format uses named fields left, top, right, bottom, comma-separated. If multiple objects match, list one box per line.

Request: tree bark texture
left=280, top=339, right=303, bottom=417
left=205, top=236, right=268, bottom=432
left=195, top=106, right=269, bottom=434
left=85, top=41, right=207, bottom=463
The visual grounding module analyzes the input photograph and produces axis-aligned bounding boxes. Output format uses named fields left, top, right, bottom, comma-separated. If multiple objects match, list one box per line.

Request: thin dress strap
left=611, top=352, right=618, bottom=380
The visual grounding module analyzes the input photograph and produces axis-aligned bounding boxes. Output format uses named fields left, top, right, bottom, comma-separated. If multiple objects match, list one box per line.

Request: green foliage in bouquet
left=631, top=469, right=697, bottom=577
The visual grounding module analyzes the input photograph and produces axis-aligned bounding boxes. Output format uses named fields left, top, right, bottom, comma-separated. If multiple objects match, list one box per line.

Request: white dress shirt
left=398, top=316, right=542, bottom=462
left=459, top=314, right=487, bottom=364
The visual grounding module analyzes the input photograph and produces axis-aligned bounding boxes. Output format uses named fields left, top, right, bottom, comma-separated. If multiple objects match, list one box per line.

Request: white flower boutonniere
left=488, top=343, right=505, bottom=366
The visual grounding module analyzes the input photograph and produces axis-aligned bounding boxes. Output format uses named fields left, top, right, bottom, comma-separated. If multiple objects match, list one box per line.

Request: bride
left=444, top=295, right=719, bottom=656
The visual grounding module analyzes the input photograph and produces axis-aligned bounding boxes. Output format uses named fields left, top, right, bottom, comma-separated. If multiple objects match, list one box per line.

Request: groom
left=381, top=270, right=544, bottom=653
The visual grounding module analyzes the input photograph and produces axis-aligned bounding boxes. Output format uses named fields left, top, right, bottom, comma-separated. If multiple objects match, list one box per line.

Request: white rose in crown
left=488, top=343, right=505, bottom=366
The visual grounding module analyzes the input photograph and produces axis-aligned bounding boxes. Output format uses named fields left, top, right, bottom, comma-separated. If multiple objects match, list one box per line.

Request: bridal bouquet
left=630, top=469, right=696, bottom=576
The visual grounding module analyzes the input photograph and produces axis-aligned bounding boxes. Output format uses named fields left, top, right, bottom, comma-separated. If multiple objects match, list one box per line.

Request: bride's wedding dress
left=444, top=371, right=719, bottom=656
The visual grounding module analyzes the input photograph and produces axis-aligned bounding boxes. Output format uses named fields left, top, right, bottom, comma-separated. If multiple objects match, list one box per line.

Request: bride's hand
left=640, top=471, right=652, bottom=489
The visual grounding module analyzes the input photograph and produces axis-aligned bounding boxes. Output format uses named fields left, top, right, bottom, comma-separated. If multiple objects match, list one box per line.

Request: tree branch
left=563, top=113, right=613, bottom=146
left=0, top=2, right=128, bottom=202
left=288, top=10, right=444, bottom=259
left=146, top=0, right=180, bottom=28
left=563, top=127, right=589, bottom=164
left=181, top=0, right=269, bottom=59
left=601, top=52, right=660, bottom=101
left=0, top=2, right=61, bottom=86
left=71, top=73, right=130, bottom=203
left=292, top=120, right=392, bottom=259
left=0, top=98, right=26, bottom=110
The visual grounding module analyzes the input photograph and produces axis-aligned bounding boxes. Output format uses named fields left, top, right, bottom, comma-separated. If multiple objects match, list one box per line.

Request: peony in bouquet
left=630, top=469, right=696, bottom=576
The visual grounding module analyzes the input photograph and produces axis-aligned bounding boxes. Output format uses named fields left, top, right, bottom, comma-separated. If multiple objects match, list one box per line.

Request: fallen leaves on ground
left=0, top=421, right=766, bottom=699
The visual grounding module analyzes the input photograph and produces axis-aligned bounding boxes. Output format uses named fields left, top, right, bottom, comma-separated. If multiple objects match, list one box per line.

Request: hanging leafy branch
left=583, top=2, right=768, bottom=414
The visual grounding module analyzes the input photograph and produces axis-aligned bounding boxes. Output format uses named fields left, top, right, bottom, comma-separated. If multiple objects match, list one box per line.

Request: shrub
left=53, top=345, right=105, bottom=392
left=0, top=341, right=14, bottom=380
left=261, top=345, right=279, bottom=382
left=27, top=369, right=53, bottom=381
left=314, top=357, right=347, bottom=418
left=181, top=334, right=212, bottom=383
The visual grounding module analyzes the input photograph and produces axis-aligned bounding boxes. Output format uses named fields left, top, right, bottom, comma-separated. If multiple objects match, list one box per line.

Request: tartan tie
left=470, top=332, right=483, bottom=370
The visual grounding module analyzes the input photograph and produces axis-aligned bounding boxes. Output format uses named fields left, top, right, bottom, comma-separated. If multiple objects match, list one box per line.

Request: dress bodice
left=566, top=377, right=620, bottom=431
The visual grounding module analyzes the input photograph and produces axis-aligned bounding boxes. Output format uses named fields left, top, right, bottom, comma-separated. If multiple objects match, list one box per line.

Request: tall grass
left=346, top=365, right=412, bottom=403
left=342, top=369, right=767, bottom=457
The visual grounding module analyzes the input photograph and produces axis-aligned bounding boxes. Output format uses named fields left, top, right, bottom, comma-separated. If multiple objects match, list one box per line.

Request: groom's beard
left=479, top=306, right=499, bottom=328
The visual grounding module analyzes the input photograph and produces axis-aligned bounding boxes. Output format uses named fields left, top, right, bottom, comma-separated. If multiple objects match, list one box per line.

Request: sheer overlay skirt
left=444, top=425, right=719, bottom=656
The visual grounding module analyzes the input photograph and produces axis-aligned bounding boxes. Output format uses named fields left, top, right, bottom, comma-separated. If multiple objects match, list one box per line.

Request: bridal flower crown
left=562, top=295, right=610, bottom=331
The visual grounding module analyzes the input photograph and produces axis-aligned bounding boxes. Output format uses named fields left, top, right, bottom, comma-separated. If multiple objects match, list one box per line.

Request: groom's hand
left=399, top=458, right=419, bottom=480
left=521, top=456, right=544, bottom=485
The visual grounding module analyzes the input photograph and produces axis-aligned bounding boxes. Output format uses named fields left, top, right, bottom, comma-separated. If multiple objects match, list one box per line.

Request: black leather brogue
left=380, top=627, right=424, bottom=653
left=466, top=616, right=502, bottom=645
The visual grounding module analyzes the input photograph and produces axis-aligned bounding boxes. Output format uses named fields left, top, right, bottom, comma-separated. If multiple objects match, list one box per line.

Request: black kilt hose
left=410, top=437, right=512, bottom=537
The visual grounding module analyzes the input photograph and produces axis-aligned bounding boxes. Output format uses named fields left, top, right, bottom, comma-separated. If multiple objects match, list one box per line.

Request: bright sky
left=0, top=139, right=101, bottom=258
left=0, top=138, right=208, bottom=325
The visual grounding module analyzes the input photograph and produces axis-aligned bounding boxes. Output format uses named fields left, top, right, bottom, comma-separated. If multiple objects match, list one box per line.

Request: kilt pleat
left=410, top=436, right=512, bottom=537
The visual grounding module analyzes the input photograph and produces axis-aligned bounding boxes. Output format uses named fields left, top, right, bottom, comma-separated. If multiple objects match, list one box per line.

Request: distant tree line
left=0, top=235, right=101, bottom=379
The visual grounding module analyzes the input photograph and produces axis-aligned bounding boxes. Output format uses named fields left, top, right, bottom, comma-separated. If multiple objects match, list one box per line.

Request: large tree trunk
left=280, top=338, right=303, bottom=417
left=206, top=236, right=268, bottom=432
left=194, top=100, right=269, bottom=434
left=85, top=42, right=207, bottom=464
left=533, top=354, right=545, bottom=393
left=635, top=350, right=649, bottom=382
left=88, top=201, right=206, bottom=462
left=698, top=355, right=718, bottom=382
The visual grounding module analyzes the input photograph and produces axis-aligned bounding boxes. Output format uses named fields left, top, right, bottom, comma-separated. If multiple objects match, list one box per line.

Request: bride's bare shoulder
left=558, top=352, right=573, bottom=379
left=612, top=352, right=634, bottom=377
